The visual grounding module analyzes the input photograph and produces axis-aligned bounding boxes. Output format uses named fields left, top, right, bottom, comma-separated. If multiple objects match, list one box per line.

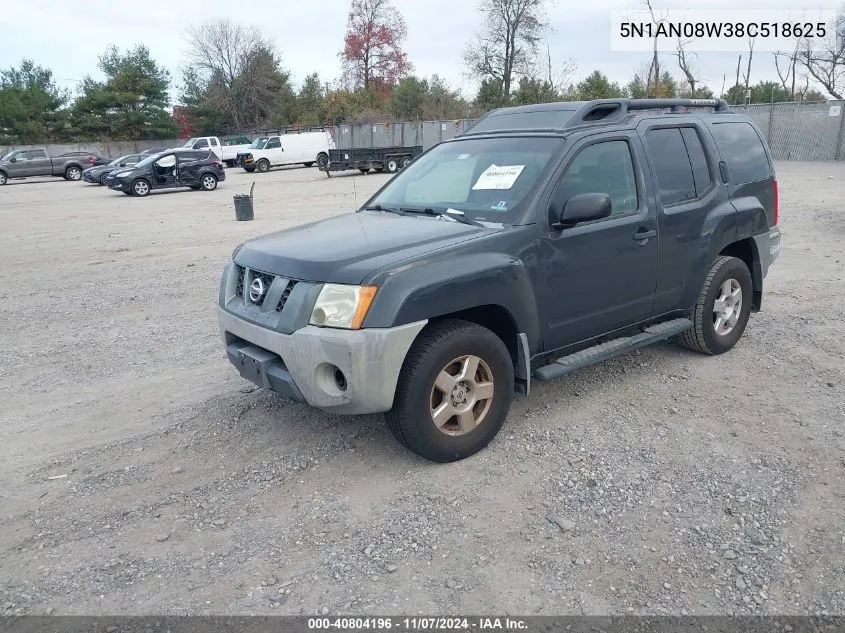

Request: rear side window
left=645, top=128, right=696, bottom=205
left=680, top=128, right=713, bottom=196
left=210, top=138, right=219, bottom=146
left=709, top=121, right=770, bottom=184
left=27, top=149, right=47, bottom=159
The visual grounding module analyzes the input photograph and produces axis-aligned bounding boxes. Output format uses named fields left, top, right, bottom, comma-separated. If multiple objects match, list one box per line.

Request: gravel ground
left=0, top=162, right=843, bottom=616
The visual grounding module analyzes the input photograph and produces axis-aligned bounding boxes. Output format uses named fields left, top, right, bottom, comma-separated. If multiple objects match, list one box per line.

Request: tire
left=65, top=165, right=82, bottom=181
left=303, top=162, right=314, bottom=167
left=679, top=256, right=753, bottom=355
left=131, top=178, right=151, bottom=197
left=224, top=160, right=233, bottom=168
left=359, top=168, right=370, bottom=174
left=317, top=153, right=329, bottom=169
left=400, top=157, right=411, bottom=169
left=99, top=173, right=109, bottom=186
left=386, top=319, right=514, bottom=463
left=0, top=171, right=6, bottom=186
left=256, top=159, right=270, bottom=173
left=244, top=166, right=256, bottom=173
left=200, top=173, right=218, bottom=191
left=385, top=159, right=399, bottom=173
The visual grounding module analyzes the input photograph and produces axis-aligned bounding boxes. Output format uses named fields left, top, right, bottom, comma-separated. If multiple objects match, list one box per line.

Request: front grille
left=234, top=265, right=298, bottom=313
left=277, top=281, right=298, bottom=312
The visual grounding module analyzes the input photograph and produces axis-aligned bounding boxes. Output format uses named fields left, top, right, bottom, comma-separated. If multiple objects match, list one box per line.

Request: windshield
left=133, top=153, right=161, bottom=168
left=183, top=138, right=197, bottom=148
left=248, top=137, right=269, bottom=149
left=108, top=155, right=130, bottom=166
left=1, top=151, right=14, bottom=161
left=366, top=137, right=563, bottom=221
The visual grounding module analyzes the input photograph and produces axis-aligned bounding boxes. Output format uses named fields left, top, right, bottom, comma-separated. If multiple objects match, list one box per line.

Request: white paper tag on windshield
left=472, top=164, right=525, bottom=190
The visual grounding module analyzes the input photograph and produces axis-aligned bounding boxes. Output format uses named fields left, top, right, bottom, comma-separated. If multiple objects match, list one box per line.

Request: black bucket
left=234, top=182, right=255, bottom=221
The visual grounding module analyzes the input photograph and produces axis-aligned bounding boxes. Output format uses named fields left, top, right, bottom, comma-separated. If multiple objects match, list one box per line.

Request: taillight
left=773, top=179, right=779, bottom=226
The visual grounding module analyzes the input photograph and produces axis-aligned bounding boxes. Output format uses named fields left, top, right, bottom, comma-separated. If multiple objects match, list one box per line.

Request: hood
left=234, top=210, right=497, bottom=285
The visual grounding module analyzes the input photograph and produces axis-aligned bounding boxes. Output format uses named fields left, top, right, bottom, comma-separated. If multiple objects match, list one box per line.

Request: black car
left=82, top=154, right=145, bottom=185
left=218, top=98, right=782, bottom=463
left=109, top=149, right=225, bottom=197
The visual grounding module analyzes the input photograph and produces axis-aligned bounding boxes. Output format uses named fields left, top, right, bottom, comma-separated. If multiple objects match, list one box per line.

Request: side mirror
left=550, top=192, right=612, bottom=229
left=9, top=156, right=16, bottom=162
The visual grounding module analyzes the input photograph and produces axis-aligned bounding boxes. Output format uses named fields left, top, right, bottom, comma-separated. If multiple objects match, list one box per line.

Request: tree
left=423, top=75, right=468, bottom=120
left=297, top=73, right=326, bottom=124
left=576, top=71, right=625, bottom=100
left=797, top=88, right=827, bottom=101
left=390, top=76, right=428, bottom=120
left=798, top=10, right=845, bottom=99
left=473, top=77, right=508, bottom=112
left=625, top=74, right=649, bottom=99
left=0, top=59, right=68, bottom=143
left=511, top=76, right=559, bottom=105
left=340, top=0, right=411, bottom=94
left=723, top=80, right=792, bottom=104
left=183, top=19, right=295, bottom=132
left=72, top=44, right=176, bottom=140
left=464, top=0, right=548, bottom=103
left=675, top=36, right=704, bottom=97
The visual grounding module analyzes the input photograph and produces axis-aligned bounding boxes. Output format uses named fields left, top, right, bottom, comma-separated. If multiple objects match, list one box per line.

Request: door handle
left=633, top=229, right=656, bottom=241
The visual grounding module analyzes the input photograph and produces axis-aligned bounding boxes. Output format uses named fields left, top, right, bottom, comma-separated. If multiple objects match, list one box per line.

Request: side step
left=533, top=318, right=692, bottom=382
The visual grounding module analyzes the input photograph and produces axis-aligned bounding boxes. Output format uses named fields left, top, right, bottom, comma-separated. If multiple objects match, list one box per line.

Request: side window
left=645, top=128, right=696, bottom=205
left=680, top=127, right=713, bottom=196
left=709, top=121, right=771, bottom=184
left=266, top=138, right=281, bottom=149
left=28, top=150, right=47, bottom=159
left=557, top=140, right=638, bottom=215
left=193, top=139, right=209, bottom=149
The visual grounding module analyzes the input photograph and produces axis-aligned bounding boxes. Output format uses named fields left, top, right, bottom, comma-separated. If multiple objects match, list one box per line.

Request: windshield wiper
left=363, top=204, right=407, bottom=215
left=399, top=207, right=483, bottom=227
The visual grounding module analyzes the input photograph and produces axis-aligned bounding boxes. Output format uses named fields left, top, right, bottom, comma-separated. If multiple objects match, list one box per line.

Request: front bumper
left=218, top=307, right=426, bottom=415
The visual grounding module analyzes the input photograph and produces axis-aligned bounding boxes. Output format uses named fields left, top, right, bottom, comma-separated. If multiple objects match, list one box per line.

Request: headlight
left=309, top=284, right=377, bottom=330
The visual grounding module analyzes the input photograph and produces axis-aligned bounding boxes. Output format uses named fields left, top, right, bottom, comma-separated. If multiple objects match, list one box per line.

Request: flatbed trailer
left=320, top=146, right=423, bottom=176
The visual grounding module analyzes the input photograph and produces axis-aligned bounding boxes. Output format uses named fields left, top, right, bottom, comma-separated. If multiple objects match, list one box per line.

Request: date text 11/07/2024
left=307, top=617, right=528, bottom=631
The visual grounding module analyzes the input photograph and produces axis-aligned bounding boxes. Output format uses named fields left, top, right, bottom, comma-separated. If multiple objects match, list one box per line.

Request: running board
left=533, top=318, right=693, bottom=382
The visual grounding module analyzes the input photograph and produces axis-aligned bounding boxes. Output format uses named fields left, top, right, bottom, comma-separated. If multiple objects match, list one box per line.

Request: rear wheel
left=386, top=320, right=514, bottom=463
left=400, top=157, right=412, bottom=169
left=65, top=166, right=82, bottom=181
left=224, top=160, right=234, bottom=168
left=303, top=162, right=314, bottom=167
left=256, top=159, right=270, bottom=173
left=131, top=178, right=151, bottom=197
left=0, top=171, right=7, bottom=186
left=317, top=153, right=329, bottom=169
left=385, top=159, right=399, bottom=173
left=200, top=173, right=218, bottom=191
left=679, top=256, right=753, bottom=355
left=359, top=168, right=370, bottom=174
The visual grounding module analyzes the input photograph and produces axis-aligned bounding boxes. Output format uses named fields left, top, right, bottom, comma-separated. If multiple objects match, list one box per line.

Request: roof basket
left=565, top=98, right=730, bottom=128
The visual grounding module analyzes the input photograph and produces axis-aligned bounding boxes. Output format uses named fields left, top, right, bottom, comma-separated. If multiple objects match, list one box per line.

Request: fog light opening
left=334, top=367, right=347, bottom=392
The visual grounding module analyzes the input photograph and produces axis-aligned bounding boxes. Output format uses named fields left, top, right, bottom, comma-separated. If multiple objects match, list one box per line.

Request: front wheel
left=131, top=178, right=151, bottom=197
left=0, top=171, right=7, bottom=186
left=385, top=159, right=399, bottom=173
left=200, top=173, right=218, bottom=191
left=256, top=159, right=270, bottom=173
left=65, top=166, right=82, bottom=181
left=386, top=320, right=514, bottom=463
left=679, top=256, right=753, bottom=355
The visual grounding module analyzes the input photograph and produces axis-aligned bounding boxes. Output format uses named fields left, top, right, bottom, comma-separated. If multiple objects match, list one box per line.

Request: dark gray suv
left=218, top=98, right=781, bottom=463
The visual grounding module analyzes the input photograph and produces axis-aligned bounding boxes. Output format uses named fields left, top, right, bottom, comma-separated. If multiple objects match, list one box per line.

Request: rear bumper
left=218, top=307, right=427, bottom=414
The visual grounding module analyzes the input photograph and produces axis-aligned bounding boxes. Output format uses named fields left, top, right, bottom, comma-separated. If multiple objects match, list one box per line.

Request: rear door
left=638, top=119, right=728, bottom=315
left=177, top=151, right=204, bottom=186
left=26, top=149, right=52, bottom=176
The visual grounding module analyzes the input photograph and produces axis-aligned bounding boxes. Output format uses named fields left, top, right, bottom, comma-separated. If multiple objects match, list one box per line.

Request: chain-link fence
left=5, top=100, right=845, bottom=161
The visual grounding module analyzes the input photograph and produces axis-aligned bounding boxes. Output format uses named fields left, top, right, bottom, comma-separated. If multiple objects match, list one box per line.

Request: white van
left=237, top=130, right=335, bottom=173
left=182, top=136, right=223, bottom=161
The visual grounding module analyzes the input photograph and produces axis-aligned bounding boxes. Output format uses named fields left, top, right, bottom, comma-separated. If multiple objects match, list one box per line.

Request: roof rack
left=564, top=98, right=730, bottom=128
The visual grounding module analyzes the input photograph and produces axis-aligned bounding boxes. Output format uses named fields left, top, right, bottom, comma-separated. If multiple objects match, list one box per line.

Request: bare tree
left=742, top=37, right=756, bottom=102
left=644, top=0, right=667, bottom=97
left=675, top=36, right=702, bottom=97
left=464, top=0, right=549, bottom=100
left=183, top=19, right=289, bottom=131
left=774, top=37, right=802, bottom=99
left=798, top=11, right=845, bottom=99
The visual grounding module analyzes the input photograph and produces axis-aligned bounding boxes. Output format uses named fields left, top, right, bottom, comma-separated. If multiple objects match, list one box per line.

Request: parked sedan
left=82, top=154, right=145, bottom=185
left=108, top=149, right=225, bottom=197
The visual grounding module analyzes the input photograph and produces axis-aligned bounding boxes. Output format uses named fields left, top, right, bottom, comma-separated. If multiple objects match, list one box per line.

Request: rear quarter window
left=709, top=121, right=771, bottom=184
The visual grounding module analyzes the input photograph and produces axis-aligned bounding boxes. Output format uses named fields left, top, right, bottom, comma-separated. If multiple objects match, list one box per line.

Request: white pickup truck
left=182, top=136, right=254, bottom=167
left=236, top=130, right=335, bottom=173
left=182, top=136, right=223, bottom=161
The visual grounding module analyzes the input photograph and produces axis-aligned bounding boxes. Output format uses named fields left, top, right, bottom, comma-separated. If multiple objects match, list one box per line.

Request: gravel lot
left=1, top=162, right=843, bottom=617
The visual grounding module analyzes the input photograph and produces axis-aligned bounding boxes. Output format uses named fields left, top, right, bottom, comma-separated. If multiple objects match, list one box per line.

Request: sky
left=0, top=0, right=839, bottom=104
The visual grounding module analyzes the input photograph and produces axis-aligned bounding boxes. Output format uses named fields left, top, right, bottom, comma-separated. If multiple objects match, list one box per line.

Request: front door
left=265, top=137, right=284, bottom=165
left=539, top=133, right=659, bottom=351
left=151, top=154, right=177, bottom=188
